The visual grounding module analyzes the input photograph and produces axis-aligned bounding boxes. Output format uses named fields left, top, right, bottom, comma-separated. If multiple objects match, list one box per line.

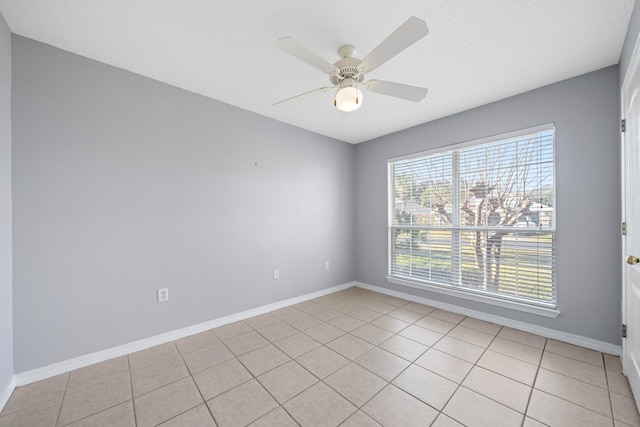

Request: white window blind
left=388, top=125, right=556, bottom=307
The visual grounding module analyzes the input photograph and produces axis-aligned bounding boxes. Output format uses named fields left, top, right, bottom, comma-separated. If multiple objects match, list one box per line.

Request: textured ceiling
left=0, top=0, right=635, bottom=143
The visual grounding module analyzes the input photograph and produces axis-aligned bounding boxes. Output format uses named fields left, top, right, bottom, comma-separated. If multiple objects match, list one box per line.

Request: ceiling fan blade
left=360, top=16, right=428, bottom=73
left=365, top=79, right=428, bottom=102
left=273, top=86, right=335, bottom=107
left=276, top=37, right=338, bottom=74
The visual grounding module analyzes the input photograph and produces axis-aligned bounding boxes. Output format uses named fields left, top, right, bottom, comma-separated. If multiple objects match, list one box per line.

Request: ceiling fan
left=273, top=16, right=429, bottom=112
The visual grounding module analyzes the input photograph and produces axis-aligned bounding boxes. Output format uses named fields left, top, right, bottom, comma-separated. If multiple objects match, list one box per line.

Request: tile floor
left=1, top=287, right=639, bottom=426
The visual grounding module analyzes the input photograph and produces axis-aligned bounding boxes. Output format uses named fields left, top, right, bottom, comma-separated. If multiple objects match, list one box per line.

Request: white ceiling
left=0, top=0, right=635, bottom=144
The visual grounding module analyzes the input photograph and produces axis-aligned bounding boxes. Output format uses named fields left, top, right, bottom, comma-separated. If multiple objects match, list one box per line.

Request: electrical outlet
left=157, top=288, right=169, bottom=302
left=273, top=269, right=280, bottom=280
left=325, top=261, right=330, bottom=270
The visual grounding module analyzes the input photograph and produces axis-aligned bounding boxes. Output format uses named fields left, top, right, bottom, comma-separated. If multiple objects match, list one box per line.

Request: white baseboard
left=13, top=279, right=621, bottom=388
left=0, top=375, right=15, bottom=413
left=355, top=281, right=621, bottom=356
left=14, top=282, right=355, bottom=387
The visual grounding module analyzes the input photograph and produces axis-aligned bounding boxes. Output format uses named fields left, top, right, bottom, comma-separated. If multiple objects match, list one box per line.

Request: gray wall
left=355, top=66, right=622, bottom=345
left=0, top=12, right=13, bottom=390
left=11, top=36, right=355, bottom=372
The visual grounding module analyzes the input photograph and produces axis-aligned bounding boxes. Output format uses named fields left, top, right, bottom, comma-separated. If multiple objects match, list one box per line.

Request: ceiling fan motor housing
left=330, top=53, right=365, bottom=86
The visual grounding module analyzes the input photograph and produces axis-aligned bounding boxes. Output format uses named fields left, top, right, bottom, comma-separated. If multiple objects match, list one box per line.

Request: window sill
left=386, top=276, right=561, bottom=319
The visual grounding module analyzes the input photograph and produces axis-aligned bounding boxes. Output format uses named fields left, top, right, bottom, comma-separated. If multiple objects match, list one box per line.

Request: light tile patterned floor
left=1, top=287, right=639, bottom=426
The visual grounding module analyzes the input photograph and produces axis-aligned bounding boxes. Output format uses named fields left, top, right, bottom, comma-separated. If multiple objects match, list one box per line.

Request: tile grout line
left=320, top=300, right=426, bottom=423
left=212, top=317, right=327, bottom=425
left=131, top=339, right=217, bottom=425
left=157, top=327, right=274, bottom=425
left=351, top=307, right=527, bottom=424
left=48, top=357, right=138, bottom=426
left=215, top=318, right=312, bottom=423
left=434, top=322, right=506, bottom=426
left=223, top=338, right=285, bottom=425
left=533, top=350, right=619, bottom=420
left=522, top=338, right=618, bottom=425
left=283, top=297, right=416, bottom=423
left=520, top=334, right=547, bottom=426
left=53, top=371, right=70, bottom=427
left=416, top=320, right=551, bottom=424
left=320, top=310, right=410, bottom=416
left=603, top=352, right=616, bottom=426
left=126, top=356, right=137, bottom=427
left=173, top=338, right=219, bottom=427
left=220, top=309, right=376, bottom=425
left=327, top=303, right=462, bottom=424
left=203, top=323, right=255, bottom=426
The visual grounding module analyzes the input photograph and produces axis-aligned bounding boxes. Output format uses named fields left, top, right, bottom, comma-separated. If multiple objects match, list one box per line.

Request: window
left=388, top=124, right=556, bottom=308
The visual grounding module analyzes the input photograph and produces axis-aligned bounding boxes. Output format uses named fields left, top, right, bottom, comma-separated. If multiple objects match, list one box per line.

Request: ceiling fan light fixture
left=334, top=83, right=363, bottom=112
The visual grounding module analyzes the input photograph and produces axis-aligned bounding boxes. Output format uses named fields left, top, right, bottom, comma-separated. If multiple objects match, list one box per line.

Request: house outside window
left=388, top=124, right=556, bottom=309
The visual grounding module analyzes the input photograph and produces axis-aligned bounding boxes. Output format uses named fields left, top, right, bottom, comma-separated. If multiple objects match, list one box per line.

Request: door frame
left=621, top=28, right=640, bottom=382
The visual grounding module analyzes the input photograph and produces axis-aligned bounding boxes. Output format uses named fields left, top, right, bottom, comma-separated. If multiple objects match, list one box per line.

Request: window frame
left=386, top=124, right=560, bottom=318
